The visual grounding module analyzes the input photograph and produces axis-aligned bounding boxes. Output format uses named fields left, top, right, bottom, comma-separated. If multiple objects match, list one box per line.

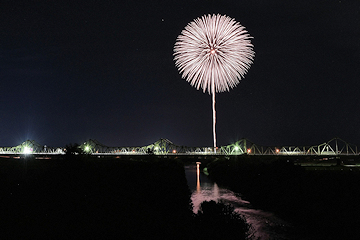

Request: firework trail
left=174, top=14, right=254, bottom=151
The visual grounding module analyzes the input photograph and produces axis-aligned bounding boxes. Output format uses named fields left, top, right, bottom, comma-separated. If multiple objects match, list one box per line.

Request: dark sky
left=1, top=0, right=359, bottom=148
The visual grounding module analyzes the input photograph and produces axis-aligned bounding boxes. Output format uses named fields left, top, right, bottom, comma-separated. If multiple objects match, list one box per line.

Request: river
left=184, top=163, right=294, bottom=240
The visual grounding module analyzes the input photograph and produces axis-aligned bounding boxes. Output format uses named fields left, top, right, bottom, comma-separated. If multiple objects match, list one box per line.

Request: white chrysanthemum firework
left=174, top=14, right=255, bottom=151
left=174, top=14, right=255, bottom=94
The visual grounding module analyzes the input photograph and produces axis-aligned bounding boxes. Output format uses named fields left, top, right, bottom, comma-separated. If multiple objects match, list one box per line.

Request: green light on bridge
left=84, top=146, right=91, bottom=152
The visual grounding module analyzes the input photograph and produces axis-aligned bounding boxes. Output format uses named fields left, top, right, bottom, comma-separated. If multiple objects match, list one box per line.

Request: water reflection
left=189, top=163, right=249, bottom=213
left=185, top=164, right=292, bottom=240
left=196, top=162, right=200, bottom=193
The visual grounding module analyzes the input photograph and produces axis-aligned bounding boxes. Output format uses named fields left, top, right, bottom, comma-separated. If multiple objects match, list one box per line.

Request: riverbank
left=205, top=155, right=360, bottom=239
left=0, top=155, right=257, bottom=239
left=185, top=164, right=293, bottom=239
left=0, top=155, right=193, bottom=239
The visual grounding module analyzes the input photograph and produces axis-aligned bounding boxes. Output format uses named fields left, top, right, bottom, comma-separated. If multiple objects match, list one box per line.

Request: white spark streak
left=174, top=14, right=254, bottom=94
left=174, top=14, right=254, bottom=151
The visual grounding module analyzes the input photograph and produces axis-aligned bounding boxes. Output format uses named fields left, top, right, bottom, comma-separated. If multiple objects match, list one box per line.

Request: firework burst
left=174, top=14, right=255, bottom=151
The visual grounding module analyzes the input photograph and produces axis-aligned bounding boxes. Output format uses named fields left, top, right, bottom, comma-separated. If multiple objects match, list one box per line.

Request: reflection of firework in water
left=174, top=14, right=255, bottom=151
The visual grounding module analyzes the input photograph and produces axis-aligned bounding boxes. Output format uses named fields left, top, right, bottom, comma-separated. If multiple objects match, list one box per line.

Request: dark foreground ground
left=0, top=155, right=194, bottom=239
left=3, top=153, right=358, bottom=239
left=0, top=154, right=252, bottom=240
left=205, top=155, right=360, bottom=240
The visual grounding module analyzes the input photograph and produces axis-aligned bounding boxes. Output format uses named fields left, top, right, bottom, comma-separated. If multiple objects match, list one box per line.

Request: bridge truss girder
left=1, top=137, right=358, bottom=156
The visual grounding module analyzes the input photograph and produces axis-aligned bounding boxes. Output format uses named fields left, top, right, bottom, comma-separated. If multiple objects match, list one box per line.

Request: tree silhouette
left=64, top=143, right=83, bottom=156
left=195, top=200, right=254, bottom=240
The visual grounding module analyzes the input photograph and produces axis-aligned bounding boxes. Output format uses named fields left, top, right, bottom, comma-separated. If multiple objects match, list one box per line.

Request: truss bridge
left=0, top=137, right=358, bottom=156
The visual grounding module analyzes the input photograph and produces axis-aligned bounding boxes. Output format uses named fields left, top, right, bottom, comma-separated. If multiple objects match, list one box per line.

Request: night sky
left=1, top=0, right=359, bottom=148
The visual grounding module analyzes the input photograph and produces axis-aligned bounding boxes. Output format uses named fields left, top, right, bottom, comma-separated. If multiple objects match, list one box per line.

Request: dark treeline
left=205, top=155, right=360, bottom=240
left=0, top=154, right=252, bottom=239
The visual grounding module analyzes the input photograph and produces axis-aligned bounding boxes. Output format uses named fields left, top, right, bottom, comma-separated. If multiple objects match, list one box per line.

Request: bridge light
left=23, top=146, right=32, bottom=154
left=234, top=146, right=239, bottom=151
left=247, top=148, right=251, bottom=154
left=85, top=146, right=90, bottom=152
left=172, top=150, right=176, bottom=153
left=276, top=148, right=280, bottom=153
